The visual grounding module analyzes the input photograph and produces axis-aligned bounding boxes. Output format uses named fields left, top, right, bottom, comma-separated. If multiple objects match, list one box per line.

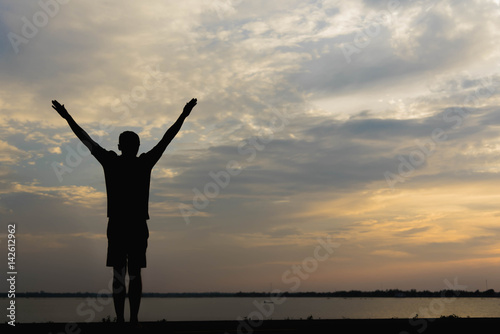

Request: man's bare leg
left=113, top=265, right=127, bottom=323
left=128, top=266, right=142, bottom=323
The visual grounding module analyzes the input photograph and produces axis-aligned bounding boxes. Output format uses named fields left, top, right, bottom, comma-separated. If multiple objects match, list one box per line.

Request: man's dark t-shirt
left=109, top=154, right=150, bottom=219
left=91, top=146, right=163, bottom=222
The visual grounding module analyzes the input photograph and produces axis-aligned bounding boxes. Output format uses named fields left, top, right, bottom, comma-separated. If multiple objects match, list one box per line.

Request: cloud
left=394, top=226, right=432, bottom=237
left=1, top=0, right=500, bottom=293
left=0, top=181, right=106, bottom=210
left=370, top=249, right=412, bottom=258
left=0, top=139, right=30, bottom=164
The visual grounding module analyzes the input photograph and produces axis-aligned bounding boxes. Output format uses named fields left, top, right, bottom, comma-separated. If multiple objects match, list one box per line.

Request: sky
left=1, top=0, right=500, bottom=295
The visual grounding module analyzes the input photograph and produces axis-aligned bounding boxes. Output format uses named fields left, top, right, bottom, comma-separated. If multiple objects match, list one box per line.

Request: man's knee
left=128, top=266, right=141, bottom=280
left=113, top=266, right=127, bottom=286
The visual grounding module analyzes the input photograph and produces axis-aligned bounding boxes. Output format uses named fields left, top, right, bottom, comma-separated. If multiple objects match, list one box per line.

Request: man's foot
left=130, top=318, right=143, bottom=330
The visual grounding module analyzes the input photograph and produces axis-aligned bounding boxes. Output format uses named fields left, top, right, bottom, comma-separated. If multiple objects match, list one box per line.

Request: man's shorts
left=106, top=218, right=149, bottom=268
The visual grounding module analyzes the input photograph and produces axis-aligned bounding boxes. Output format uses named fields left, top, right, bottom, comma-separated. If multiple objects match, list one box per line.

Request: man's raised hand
left=182, top=98, right=197, bottom=117
left=52, top=100, right=70, bottom=119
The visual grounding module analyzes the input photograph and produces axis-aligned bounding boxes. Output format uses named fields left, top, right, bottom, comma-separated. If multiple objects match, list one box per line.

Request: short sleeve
left=140, top=148, right=163, bottom=169
left=92, top=145, right=117, bottom=165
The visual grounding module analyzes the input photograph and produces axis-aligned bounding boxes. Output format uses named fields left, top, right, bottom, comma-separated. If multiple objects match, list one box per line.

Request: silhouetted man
left=52, top=98, right=197, bottom=323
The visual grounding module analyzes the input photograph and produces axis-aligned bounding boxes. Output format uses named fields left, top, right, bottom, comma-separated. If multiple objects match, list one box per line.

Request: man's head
left=118, top=131, right=140, bottom=156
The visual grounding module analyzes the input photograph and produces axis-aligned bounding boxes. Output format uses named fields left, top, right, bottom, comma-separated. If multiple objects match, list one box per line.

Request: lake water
left=5, top=297, right=500, bottom=323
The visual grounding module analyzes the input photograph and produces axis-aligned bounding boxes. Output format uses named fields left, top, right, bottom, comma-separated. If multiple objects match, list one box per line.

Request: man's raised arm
left=147, top=98, right=197, bottom=164
left=52, top=100, right=103, bottom=155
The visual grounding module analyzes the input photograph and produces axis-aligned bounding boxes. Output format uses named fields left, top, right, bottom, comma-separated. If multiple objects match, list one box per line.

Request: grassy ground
left=3, top=318, right=500, bottom=333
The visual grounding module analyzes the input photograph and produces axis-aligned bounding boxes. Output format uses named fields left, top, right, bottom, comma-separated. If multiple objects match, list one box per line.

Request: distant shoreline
left=1, top=289, right=499, bottom=298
